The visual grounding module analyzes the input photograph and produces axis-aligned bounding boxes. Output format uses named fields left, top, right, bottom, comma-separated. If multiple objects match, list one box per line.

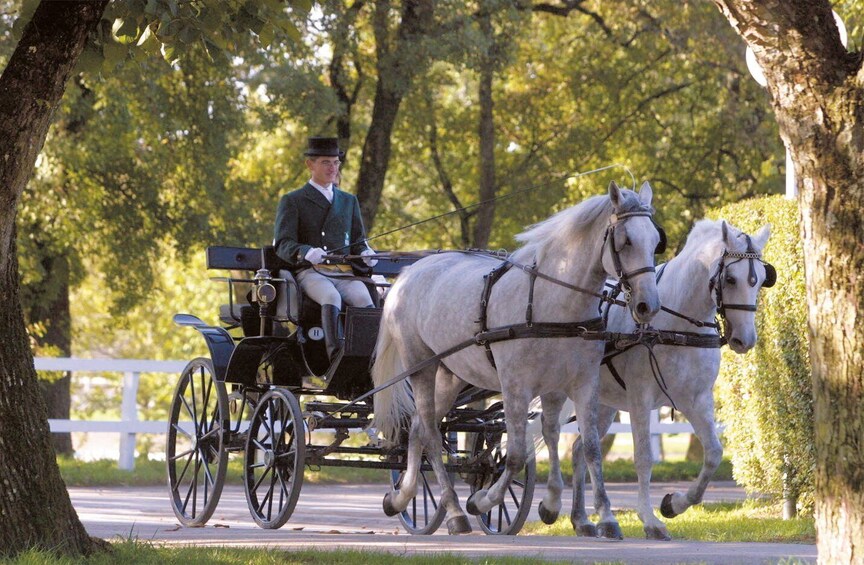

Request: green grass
left=59, top=455, right=732, bottom=487
left=57, top=456, right=391, bottom=487
left=522, top=498, right=815, bottom=543
left=1, top=540, right=592, bottom=565
left=534, top=457, right=734, bottom=483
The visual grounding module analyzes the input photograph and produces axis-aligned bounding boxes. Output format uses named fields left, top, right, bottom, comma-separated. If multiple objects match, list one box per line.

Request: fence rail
left=36, top=357, right=695, bottom=471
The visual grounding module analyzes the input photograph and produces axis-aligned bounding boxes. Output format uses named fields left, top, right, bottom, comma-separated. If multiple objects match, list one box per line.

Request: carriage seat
left=274, top=269, right=301, bottom=323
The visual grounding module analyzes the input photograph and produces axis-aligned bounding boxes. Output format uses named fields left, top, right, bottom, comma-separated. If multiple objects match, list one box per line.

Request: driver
left=274, top=137, right=377, bottom=360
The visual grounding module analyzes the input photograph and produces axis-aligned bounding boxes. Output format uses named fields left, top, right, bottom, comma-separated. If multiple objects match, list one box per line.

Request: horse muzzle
left=627, top=277, right=661, bottom=324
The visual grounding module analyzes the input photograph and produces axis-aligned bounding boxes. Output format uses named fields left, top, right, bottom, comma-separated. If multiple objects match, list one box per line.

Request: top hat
left=304, top=137, right=344, bottom=158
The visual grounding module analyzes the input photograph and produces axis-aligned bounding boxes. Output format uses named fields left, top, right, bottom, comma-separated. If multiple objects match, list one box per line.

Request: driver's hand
left=305, top=247, right=326, bottom=265
left=361, top=249, right=378, bottom=267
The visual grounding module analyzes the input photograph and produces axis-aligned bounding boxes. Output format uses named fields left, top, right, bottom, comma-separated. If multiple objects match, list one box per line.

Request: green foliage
left=69, top=249, right=223, bottom=421
left=708, top=195, right=814, bottom=514
left=9, top=0, right=310, bottom=74
left=378, top=1, right=786, bottom=253
left=523, top=498, right=816, bottom=543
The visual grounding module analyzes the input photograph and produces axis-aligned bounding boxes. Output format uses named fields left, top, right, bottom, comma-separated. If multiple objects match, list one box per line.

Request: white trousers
left=295, top=267, right=374, bottom=309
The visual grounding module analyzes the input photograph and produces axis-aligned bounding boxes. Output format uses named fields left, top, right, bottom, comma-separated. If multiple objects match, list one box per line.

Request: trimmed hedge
left=708, top=195, right=814, bottom=514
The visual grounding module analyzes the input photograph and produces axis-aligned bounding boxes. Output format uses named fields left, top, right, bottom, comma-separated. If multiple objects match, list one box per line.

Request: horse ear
left=638, top=181, right=653, bottom=206
left=752, top=224, right=771, bottom=250
left=608, top=181, right=622, bottom=207
left=721, top=220, right=730, bottom=245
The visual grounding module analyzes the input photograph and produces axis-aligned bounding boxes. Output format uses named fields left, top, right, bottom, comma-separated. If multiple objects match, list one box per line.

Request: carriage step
left=305, top=401, right=373, bottom=416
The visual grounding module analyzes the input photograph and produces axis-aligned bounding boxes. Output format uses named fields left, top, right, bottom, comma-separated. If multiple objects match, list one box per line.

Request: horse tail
left=370, top=314, right=414, bottom=445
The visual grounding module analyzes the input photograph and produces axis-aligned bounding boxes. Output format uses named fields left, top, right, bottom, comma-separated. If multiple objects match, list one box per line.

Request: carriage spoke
left=420, top=469, right=438, bottom=510
left=181, top=452, right=201, bottom=516
left=251, top=459, right=274, bottom=494
left=171, top=421, right=195, bottom=442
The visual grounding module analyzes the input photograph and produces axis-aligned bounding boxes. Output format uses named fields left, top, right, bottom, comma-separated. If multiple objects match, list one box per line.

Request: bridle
left=602, top=230, right=775, bottom=408
left=602, top=208, right=665, bottom=303
left=708, top=234, right=776, bottom=323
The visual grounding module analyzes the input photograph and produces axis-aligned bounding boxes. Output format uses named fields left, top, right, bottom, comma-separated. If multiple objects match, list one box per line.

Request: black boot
left=321, top=304, right=344, bottom=360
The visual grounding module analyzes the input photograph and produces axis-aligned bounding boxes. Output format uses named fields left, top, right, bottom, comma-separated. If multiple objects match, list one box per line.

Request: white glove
left=305, top=247, right=326, bottom=265
left=361, top=248, right=378, bottom=267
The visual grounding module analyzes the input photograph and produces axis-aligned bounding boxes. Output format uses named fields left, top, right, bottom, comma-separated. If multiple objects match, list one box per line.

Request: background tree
left=0, top=0, right=308, bottom=556
left=0, top=2, right=111, bottom=556
left=712, top=0, right=864, bottom=561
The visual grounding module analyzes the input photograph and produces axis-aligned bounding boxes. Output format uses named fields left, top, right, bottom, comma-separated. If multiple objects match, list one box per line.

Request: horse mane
left=511, top=189, right=647, bottom=263
left=662, top=219, right=764, bottom=302
left=679, top=219, right=764, bottom=264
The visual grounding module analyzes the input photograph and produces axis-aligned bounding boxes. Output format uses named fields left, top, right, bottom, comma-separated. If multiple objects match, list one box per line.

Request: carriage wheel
left=466, top=430, right=536, bottom=535
left=389, top=453, right=448, bottom=535
left=166, top=357, right=229, bottom=527
left=244, top=388, right=305, bottom=529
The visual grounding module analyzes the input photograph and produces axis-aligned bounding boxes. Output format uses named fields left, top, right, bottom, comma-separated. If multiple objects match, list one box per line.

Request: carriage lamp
left=254, top=268, right=277, bottom=337
left=254, top=269, right=277, bottom=304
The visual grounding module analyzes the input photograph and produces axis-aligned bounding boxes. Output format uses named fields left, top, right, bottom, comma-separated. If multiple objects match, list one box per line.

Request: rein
left=331, top=208, right=661, bottom=417
left=602, top=235, right=774, bottom=408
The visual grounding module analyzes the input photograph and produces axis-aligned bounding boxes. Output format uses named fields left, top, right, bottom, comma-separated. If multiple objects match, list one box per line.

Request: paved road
left=70, top=482, right=816, bottom=564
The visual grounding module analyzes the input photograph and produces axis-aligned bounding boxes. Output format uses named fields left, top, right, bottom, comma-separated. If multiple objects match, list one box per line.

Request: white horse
left=537, top=219, right=774, bottom=540
left=372, top=181, right=663, bottom=536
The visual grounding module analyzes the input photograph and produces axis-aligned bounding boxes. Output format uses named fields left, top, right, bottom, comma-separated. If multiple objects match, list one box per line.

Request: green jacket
left=274, top=183, right=372, bottom=270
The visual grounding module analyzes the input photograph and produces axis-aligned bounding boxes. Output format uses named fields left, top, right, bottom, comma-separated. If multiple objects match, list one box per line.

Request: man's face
left=307, top=156, right=340, bottom=185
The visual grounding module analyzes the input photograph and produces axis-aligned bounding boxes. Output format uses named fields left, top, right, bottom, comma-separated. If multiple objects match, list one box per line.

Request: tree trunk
left=0, top=0, right=108, bottom=557
left=356, top=81, right=402, bottom=231
left=27, top=250, right=74, bottom=456
left=354, top=0, right=433, bottom=231
left=472, top=12, right=497, bottom=250
left=713, top=1, right=864, bottom=561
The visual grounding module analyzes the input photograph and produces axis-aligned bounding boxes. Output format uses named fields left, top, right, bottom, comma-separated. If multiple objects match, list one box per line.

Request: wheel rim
left=244, top=389, right=305, bottom=529
left=166, top=358, right=228, bottom=526
left=389, top=453, right=447, bottom=535
left=468, top=431, right=536, bottom=535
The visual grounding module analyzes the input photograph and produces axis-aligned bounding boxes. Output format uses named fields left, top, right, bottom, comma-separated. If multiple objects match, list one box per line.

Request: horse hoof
left=382, top=492, right=399, bottom=517
left=538, top=501, right=559, bottom=525
left=645, top=525, right=671, bottom=541
left=466, top=490, right=485, bottom=515
left=572, top=520, right=597, bottom=537
left=597, top=521, right=623, bottom=540
left=447, top=516, right=472, bottom=535
left=660, top=493, right=678, bottom=519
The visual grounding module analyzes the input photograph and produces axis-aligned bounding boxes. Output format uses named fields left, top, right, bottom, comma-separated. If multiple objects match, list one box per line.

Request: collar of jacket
left=302, top=182, right=341, bottom=210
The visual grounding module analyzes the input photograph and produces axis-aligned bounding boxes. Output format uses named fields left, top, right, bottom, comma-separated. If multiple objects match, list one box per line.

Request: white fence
left=36, top=357, right=695, bottom=471
left=36, top=357, right=186, bottom=471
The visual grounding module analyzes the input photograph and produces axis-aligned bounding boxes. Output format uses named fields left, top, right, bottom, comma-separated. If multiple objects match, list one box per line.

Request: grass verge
left=59, top=456, right=733, bottom=487
left=57, top=456, right=391, bottom=487
left=522, top=498, right=815, bottom=543
left=3, top=540, right=574, bottom=565
left=534, top=457, right=735, bottom=483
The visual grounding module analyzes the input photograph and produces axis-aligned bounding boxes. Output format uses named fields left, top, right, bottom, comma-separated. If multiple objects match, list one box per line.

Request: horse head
left=602, top=181, right=662, bottom=324
left=711, top=221, right=773, bottom=353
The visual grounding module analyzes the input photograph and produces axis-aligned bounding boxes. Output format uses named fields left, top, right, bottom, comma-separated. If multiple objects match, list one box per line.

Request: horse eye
left=625, top=237, right=632, bottom=246
left=725, top=275, right=736, bottom=285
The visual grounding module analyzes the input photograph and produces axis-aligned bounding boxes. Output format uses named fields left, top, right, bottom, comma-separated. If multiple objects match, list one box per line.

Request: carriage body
left=166, top=245, right=535, bottom=534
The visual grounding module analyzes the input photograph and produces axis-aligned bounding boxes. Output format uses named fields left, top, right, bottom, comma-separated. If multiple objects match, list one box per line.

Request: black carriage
left=166, top=246, right=536, bottom=535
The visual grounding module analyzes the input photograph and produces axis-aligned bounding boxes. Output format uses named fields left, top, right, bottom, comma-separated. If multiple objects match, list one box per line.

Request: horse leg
left=383, top=403, right=425, bottom=516
left=425, top=365, right=471, bottom=534
left=466, top=387, right=530, bottom=515
left=570, top=388, right=622, bottom=540
left=569, top=403, right=617, bottom=536
left=629, top=403, right=671, bottom=540
left=382, top=364, right=437, bottom=517
left=660, top=395, right=723, bottom=520
left=537, top=392, right=568, bottom=524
